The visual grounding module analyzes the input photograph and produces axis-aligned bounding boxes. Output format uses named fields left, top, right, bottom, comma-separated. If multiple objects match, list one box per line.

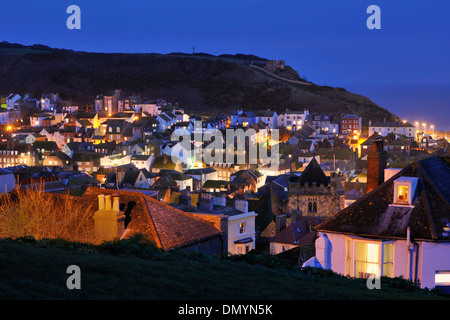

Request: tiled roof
left=315, top=156, right=450, bottom=241
left=290, top=158, right=329, bottom=186
left=82, top=187, right=221, bottom=250
left=270, top=217, right=321, bottom=245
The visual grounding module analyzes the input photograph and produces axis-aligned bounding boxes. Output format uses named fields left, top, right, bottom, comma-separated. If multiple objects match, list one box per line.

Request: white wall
left=227, top=212, right=257, bottom=255
left=315, top=232, right=450, bottom=290
left=420, top=241, right=450, bottom=289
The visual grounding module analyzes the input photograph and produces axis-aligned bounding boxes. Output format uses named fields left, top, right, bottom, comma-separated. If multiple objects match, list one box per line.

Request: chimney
left=198, top=192, right=213, bottom=212
left=275, top=214, right=287, bottom=234
left=179, top=188, right=191, bottom=206
left=290, top=161, right=296, bottom=172
left=213, top=193, right=226, bottom=206
left=234, top=199, right=248, bottom=213
left=291, top=209, right=302, bottom=223
left=367, top=138, right=387, bottom=193
left=94, top=193, right=126, bottom=244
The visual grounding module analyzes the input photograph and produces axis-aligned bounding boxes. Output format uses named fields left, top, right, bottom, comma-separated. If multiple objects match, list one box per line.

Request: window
left=435, top=271, right=450, bottom=289
left=239, top=222, right=246, bottom=234
left=355, top=242, right=379, bottom=279
left=308, top=198, right=317, bottom=213
left=346, top=238, right=393, bottom=279
left=397, top=185, right=408, bottom=203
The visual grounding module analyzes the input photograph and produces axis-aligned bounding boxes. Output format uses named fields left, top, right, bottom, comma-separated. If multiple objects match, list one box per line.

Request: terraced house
left=0, top=141, right=39, bottom=168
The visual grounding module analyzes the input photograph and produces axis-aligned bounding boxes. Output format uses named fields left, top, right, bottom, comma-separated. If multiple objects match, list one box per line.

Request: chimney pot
left=98, top=194, right=105, bottom=211
left=112, top=194, right=120, bottom=212
left=105, top=195, right=112, bottom=211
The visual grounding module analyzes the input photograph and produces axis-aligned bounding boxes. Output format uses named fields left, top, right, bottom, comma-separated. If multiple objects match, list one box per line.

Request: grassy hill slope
left=0, top=42, right=397, bottom=124
left=0, top=236, right=444, bottom=300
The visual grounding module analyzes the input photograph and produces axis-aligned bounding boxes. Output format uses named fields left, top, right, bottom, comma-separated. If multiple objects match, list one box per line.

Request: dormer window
left=397, top=185, right=408, bottom=204
left=393, top=177, right=418, bottom=206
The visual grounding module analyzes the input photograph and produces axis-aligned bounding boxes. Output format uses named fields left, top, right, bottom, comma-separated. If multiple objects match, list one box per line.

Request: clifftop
left=0, top=41, right=398, bottom=124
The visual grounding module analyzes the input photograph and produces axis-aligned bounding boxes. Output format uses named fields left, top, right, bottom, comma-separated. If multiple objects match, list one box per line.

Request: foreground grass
left=0, top=236, right=446, bottom=300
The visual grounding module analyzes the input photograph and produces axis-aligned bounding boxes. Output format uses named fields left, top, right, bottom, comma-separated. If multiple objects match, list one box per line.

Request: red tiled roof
left=82, top=187, right=221, bottom=250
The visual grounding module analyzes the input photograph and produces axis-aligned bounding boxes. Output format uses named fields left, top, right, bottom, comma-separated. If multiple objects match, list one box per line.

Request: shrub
left=0, top=183, right=94, bottom=242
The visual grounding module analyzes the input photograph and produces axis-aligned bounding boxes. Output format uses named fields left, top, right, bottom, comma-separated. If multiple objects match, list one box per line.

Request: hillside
left=0, top=41, right=398, bottom=124
left=0, top=236, right=445, bottom=300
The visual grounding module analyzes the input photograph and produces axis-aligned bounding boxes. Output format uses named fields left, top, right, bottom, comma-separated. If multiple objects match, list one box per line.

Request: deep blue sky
left=1, top=0, right=449, bottom=130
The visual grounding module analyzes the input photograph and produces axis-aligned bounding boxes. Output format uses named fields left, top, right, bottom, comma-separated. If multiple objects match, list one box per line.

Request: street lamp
left=422, top=123, right=426, bottom=133
left=430, top=125, right=434, bottom=134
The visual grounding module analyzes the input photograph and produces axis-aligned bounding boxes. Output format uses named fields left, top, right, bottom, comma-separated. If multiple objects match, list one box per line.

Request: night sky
left=1, top=0, right=449, bottom=130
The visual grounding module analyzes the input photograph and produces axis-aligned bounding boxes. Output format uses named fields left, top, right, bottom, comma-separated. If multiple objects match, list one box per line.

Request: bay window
left=346, top=237, right=393, bottom=279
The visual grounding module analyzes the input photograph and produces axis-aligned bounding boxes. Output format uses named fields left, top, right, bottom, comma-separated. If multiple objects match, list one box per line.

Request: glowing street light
left=422, top=123, right=427, bottom=133
left=430, top=125, right=434, bottom=134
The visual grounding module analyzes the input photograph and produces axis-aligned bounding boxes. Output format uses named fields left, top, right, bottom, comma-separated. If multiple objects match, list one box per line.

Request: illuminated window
left=435, top=271, right=450, bottom=288
left=355, top=242, right=379, bottom=279
left=239, top=222, right=247, bottom=234
left=397, top=185, right=409, bottom=204
left=346, top=239, right=393, bottom=279
left=393, top=177, right=418, bottom=206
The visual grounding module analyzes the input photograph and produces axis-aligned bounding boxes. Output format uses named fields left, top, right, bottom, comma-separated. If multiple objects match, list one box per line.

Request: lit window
left=346, top=239, right=393, bottom=279
left=239, top=222, right=246, bottom=234
left=397, top=185, right=408, bottom=203
left=435, top=271, right=450, bottom=288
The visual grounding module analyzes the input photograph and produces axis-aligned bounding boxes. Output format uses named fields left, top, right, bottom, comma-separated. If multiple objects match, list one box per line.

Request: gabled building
left=287, top=158, right=345, bottom=217
left=172, top=190, right=258, bottom=255
left=230, top=110, right=258, bottom=127
left=312, top=155, right=450, bottom=291
left=280, top=109, right=309, bottom=132
left=340, top=114, right=362, bottom=136
left=80, top=187, right=223, bottom=254
left=0, top=141, right=39, bottom=168
left=369, top=120, right=416, bottom=139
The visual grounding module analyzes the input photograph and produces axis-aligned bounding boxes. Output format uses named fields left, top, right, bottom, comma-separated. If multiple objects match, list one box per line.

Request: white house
left=187, top=194, right=258, bottom=255
left=6, top=94, right=21, bottom=110
left=30, top=113, right=53, bottom=127
left=280, top=109, right=309, bottom=132
left=226, top=199, right=258, bottom=255
left=100, top=154, right=132, bottom=168
left=310, top=155, right=450, bottom=291
left=184, top=167, right=218, bottom=186
left=130, top=154, right=154, bottom=171
left=369, top=120, right=416, bottom=139
left=133, top=102, right=161, bottom=116
left=156, top=112, right=177, bottom=132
